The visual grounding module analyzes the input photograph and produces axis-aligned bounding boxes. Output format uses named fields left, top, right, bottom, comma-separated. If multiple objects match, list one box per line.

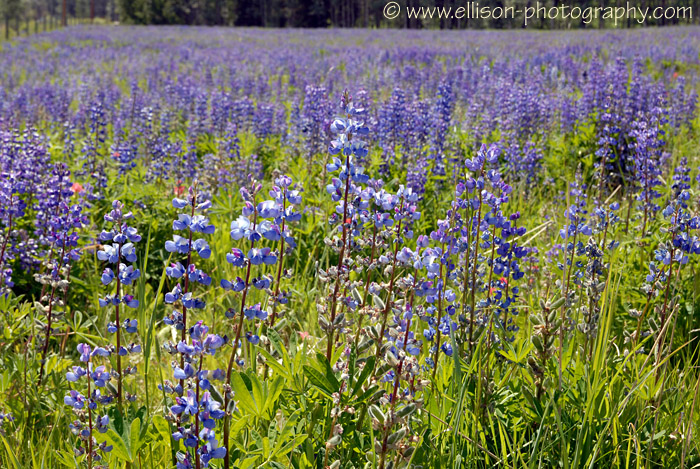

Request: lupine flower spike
left=97, top=200, right=142, bottom=405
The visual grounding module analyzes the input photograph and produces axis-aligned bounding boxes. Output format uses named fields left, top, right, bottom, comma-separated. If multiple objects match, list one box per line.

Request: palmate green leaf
left=130, top=419, right=142, bottom=460
left=231, top=372, right=258, bottom=416
left=249, top=371, right=264, bottom=413
left=262, top=435, right=271, bottom=460
left=263, top=376, right=284, bottom=416
left=273, top=433, right=307, bottom=458
left=258, top=347, right=290, bottom=380
left=230, top=371, right=283, bottom=421
left=102, top=427, right=132, bottom=462
left=238, top=456, right=261, bottom=469
left=273, top=409, right=300, bottom=442
left=351, top=356, right=375, bottom=397
left=302, top=365, right=335, bottom=398
left=316, top=352, right=340, bottom=390
left=230, top=415, right=251, bottom=439
left=267, top=328, right=291, bottom=371
left=52, top=449, right=78, bottom=468
left=152, top=415, right=172, bottom=454
left=101, top=407, right=151, bottom=463
left=355, top=384, right=380, bottom=404
left=130, top=417, right=150, bottom=459
left=250, top=428, right=264, bottom=453
left=498, top=344, right=519, bottom=364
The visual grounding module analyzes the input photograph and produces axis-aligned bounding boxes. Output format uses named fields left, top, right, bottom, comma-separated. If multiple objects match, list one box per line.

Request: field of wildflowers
left=1, top=24, right=700, bottom=469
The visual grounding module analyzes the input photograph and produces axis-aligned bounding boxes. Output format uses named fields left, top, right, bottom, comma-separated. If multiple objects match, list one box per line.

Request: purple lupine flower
left=64, top=342, right=114, bottom=462
left=164, top=182, right=215, bottom=338
left=96, top=200, right=143, bottom=410
left=165, top=320, right=227, bottom=468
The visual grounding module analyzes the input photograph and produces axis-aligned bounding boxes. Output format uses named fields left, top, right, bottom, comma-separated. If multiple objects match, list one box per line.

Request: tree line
left=1, top=0, right=699, bottom=35
left=117, top=0, right=700, bottom=27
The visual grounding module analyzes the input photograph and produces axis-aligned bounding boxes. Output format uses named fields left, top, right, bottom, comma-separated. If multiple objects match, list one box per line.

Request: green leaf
left=239, top=457, right=260, bottom=469
left=249, top=371, right=264, bottom=413
left=267, top=328, right=289, bottom=369
left=102, top=428, right=132, bottom=462
left=1, top=436, right=20, bottom=469
left=356, top=384, right=380, bottom=403
left=316, top=352, right=341, bottom=391
left=51, top=450, right=78, bottom=468
left=351, top=356, right=375, bottom=397
left=152, top=415, right=172, bottom=454
left=232, top=372, right=259, bottom=417
left=250, top=428, right=264, bottom=450
left=272, top=434, right=308, bottom=458
left=130, top=417, right=148, bottom=459
left=263, top=376, right=284, bottom=417
left=258, top=347, right=290, bottom=380
left=229, top=415, right=250, bottom=439
left=303, top=365, right=335, bottom=398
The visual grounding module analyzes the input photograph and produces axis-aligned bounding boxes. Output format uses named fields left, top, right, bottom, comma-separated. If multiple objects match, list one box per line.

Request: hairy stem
left=353, top=223, right=378, bottom=348
left=223, top=202, right=257, bottom=469
left=326, top=152, right=352, bottom=361
left=115, top=240, right=123, bottom=407
left=37, top=239, right=66, bottom=387
left=0, top=196, right=13, bottom=292
left=194, top=356, right=204, bottom=469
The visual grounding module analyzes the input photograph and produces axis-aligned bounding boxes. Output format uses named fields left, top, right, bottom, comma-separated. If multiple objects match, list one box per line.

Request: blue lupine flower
left=226, top=248, right=246, bottom=267
left=244, top=303, right=268, bottom=321
left=193, top=239, right=211, bottom=258
left=171, top=390, right=199, bottom=415
left=66, top=366, right=86, bottom=382
left=101, top=268, right=114, bottom=285
left=165, top=284, right=182, bottom=304
left=173, top=214, right=216, bottom=234
left=257, top=200, right=281, bottom=219
left=124, top=319, right=138, bottom=333
left=246, top=332, right=260, bottom=344
left=248, top=247, right=277, bottom=265
left=165, top=315, right=226, bottom=465
left=90, top=365, right=111, bottom=387
left=220, top=277, right=246, bottom=292
left=97, top=201, right=143, bottom=405
left=173, top=363, right=195, bottom=380
left=97, top=244, right=120, bottom=264
left=95, top=415, right=109, bottom=434
left=167, top=262, right=186, bottom=278
left=181, top=292, right=205, bottom=309
left=165, top=235, right=191, bottom=254
left=252, top=276, right=271, bottom=290
left=64, top=390, right=85, bottom=409
left=230, top=216, right=255, bottom=241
